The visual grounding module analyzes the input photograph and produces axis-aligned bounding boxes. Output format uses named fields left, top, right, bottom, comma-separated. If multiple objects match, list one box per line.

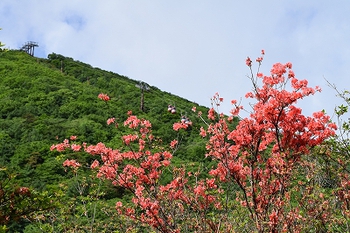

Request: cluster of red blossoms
left=98, top=93, right=110, bottom=101
left=51, top=50, right=339, bottom=232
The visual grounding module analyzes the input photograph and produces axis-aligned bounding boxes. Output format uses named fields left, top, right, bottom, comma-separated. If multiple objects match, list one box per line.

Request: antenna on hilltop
left=135, top=81, right=150, bottom=112
left=20, top=41, right=38, bottom=56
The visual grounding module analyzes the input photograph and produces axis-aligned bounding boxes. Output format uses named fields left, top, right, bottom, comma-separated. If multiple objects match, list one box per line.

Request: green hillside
left=2, top=49, right=350, bottom=233
left=0, top=50, right=221, bottom=231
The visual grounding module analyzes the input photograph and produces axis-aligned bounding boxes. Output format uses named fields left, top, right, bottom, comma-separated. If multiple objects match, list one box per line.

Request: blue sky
left=1, top=1, right=350, bottom=118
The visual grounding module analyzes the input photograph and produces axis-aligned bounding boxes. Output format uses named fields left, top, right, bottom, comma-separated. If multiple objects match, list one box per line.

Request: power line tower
left=20, top=41, right=38, bottom=56
left=135, top=81, right=150, bottom=112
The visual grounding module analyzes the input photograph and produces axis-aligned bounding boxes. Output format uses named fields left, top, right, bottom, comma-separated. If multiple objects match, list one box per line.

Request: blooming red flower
left=122, top=134, right=139, bottom=145
left=71, top=144, right=81, bottom=152
left=246, top=57, right=252, bottom=67
left=107, top=117, right=115, bottom=125
left=91, top=159, right=100, bottom=169
left=162, top=160, right=170, bottom=167
left=256, top=57, right=263, bottom=63
left=200, top=127, right=207, bottom=137
left=173, top=122, right=188, bottom=131
left=193, top=184, right=205, bottom=196
left=98, top=93, right=110, bottom=101
left=63, top=159, right=81, bottom=168
left=245, top=92, right=254, bottom=98
left=116, top=201, right=123, bottom=208
left=208, top=108, right=216, bottom=120
left=170, top=139, right=178, bottom=149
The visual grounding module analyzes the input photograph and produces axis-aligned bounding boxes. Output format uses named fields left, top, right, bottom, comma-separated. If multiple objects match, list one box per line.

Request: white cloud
left=1, top=0, right=350, bottom=118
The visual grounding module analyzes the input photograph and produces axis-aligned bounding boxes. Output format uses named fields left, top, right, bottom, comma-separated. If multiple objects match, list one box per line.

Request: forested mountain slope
left=0, top=50, right=214, bottom=186
left=0, top=50, right=220, bottom=231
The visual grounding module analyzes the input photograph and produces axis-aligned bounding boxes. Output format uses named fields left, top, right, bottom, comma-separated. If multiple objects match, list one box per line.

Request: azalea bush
left=304, top=83, right=350, bottom=232
left=23, top=167, right=126, bottom=233
left=331, top=88, right=350, bottom=223
left=51, top=51, right=341, bottom=232
left=0, top=168, right=52, bottom=232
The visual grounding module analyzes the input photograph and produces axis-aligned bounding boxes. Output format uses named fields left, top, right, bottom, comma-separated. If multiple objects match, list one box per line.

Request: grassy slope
left=0, top=50, right=213, bottom=189
left=0, top=49, right=224, bottom=231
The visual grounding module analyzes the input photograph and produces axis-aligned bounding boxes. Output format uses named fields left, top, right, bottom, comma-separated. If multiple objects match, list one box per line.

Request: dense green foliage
left=0, top=50, right=219, bottom=231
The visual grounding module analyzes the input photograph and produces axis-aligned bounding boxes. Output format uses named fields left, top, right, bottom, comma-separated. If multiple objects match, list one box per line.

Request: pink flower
left=170, top=139, right=178, bottom=149
left=135, top=185, right=145, bottom=198
left=50, top=145, right=56, bottom=151
left=245, top=92, right=254, bottom=98
left=230, top=106, right=242, bottom=116
left=98, top=93, right=110, bottom=101
left=173, top=122, right=188, bottom=131
left=208, top=108, right=216, bottom=120
left=200, top=127, right=207, bottom=137
left=124, top=115, right=141, bottom=129
left=51, top=139, right=70, bottom=152
left=107, top=117, right=115, bottom=125
left=63, top=159, right=81, bottom=168
left=162, top=160, right=171, bottom=167
left=91, top=160, right=100, bottom=169
left=246, top=57, right=252, bottom=67
left=122, top=134, right=139, bottom=145
left=71, top=144, right=81, bottom=152
left=312, top=111, right=325, bottom=119
left=141, top=119, right=152, bottom=128
left=285, top=62, right=292, bottom=69
left=70, top=135, right=77, bottom=141
left=194, top=184, right=206, bottom=196
left=116, top=201, right=123, bottom=208
left=139, top=139, right=145, bottom=151
left=269, top=211, right=278, bottom=225
left=191, top=106, right=196, bottom=112
left=288, top=70, right=295, bottom=78
left=125, top=208, right=135, bottom=215
left=162, top=151, right=172, bottom=159
left=206, top=178, right=217, bottom=188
